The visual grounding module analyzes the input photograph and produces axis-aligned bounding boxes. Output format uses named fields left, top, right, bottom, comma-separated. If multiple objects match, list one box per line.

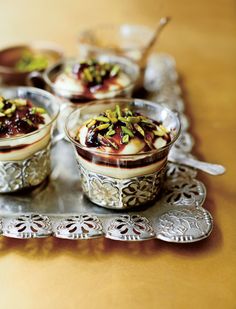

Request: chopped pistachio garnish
left=87, top=119, right=97, bottom=128
left=73, top=59, right=121, bottom=86
left=96, top=123, right=110, bottom=131
left=121, top=126, right=134, bottom=137
left=80, top=104, right=171, bottom=151
left=134, top=123, right=145, bottom=136
left=94, top=116, right=110, bottom=122
left=31, top=107, right=46, bottom=114
left=127, top=116, right=140, bottom=124
left=122, top=134, right=130, bottom=144
left=15, top=51, right=48, bottom=72
left=13, top=99, right=27, bottom=107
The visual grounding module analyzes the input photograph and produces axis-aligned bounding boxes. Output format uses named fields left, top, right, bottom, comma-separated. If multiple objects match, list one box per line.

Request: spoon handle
left=169, top=156, right=226, bottom=175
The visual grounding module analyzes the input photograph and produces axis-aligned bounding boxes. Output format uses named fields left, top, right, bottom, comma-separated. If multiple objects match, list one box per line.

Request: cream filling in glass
left=54, top=71, right=131, bottom=99
left=0, top=114, right=51, bottom=161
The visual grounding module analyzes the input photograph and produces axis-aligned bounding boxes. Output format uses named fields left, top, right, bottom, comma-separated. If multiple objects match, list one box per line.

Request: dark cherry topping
left=76, top=104, right=171, bottom=152
left=0, top=96, right=46, bottom=138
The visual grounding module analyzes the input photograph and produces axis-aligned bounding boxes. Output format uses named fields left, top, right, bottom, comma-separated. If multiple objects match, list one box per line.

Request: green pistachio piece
left=121, top=126, right=134, bottom=137
left=124, top=108, right=133, bottom=116
left=105, top=110, right=118, bottom=123
left=122, top=134, right=130, bottom=144
left=83, top=68, right=93, bottom=82
left=118, top=116, right=128, bottom=123
left=31, top=107, right=46, bottom=114
left=96, top=123, right=110, bottom=131
left=94, top=116, right=110, bottom=123
left=87, top=119, right=96, bottom=128
left=106, top=129, right=116, bottom=136
left=0, top=112, right=5, bottom=117
left=13, top=98, right=27, bottom=107
left=134, top=123, right=145, bottom=136
left=110, top=65, right=120, bottom=77
left=84, top=118, right=93, bottom=126
left=0, top=101, right=4, bottom=110
left=25, top=119, right=33, bottom=126
left=115, top=105, right=121, bottom=118
left=127, top=116, right=140, bottom=124
left=4, top=104, right=16, bottom=115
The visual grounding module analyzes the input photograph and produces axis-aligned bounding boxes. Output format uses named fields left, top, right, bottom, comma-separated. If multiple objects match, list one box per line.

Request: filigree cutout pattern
left=155, top=208, right=213, bottom=243
left=79, top=164, right=167, bottom=209
left=166, top=162, right=197, bottom=179
left=0, top=144, right=51, bottom=193
left=106, top=215, right=155, bottom=241
left=3, top=214, right=52, bottom=238
left=52, top=215, right=103, bottom=239
left=163, top=179, right=206, bottom=207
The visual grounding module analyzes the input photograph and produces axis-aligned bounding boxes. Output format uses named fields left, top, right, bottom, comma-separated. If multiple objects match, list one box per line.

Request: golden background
left=0, top=0, right=235, bottom=308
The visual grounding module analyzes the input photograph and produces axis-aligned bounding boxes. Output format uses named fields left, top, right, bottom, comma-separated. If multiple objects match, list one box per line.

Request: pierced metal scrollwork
left=0, top=144, right=51, bottom=193
left=163, top=179, right=206, bottom=207
left=2, top=214, right=52, bottom=238
left=106, top=215, right=155, bottom=241
left=52, top=214, right=103, bottom=239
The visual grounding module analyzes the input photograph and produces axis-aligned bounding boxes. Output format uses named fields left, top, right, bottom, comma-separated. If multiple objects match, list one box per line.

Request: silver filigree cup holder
left=0, top=87, right=59, bottom=193
left=0, top=54, right=214, bottom=243
left=65, top=99, right=181, bottom=209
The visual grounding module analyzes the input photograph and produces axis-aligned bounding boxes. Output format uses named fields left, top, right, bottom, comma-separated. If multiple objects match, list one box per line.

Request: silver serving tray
left=0, top=53, right=213, bottom=242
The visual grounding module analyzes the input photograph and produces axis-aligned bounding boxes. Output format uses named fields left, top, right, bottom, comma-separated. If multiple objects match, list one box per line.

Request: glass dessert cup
left=29, top=54, right=140, bottom=135
left=29, top=54, right=140, bottom=103
left=0, top=87, right=59, bottom=193
left=65, top=98, right=181, bottom=210
left=0, top=41, right=64, bottom=86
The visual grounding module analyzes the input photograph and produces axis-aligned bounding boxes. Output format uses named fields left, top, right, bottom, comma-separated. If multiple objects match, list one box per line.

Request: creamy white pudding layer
left=0, top=114, right=51, bottom=161
left=54, top=72, right=131, bottom=99
left=76, top=153, right=167, bottom=179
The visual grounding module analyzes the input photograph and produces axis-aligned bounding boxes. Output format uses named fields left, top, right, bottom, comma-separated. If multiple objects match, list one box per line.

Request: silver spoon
left=168, top=152, right=226, bottom=175
left=140, top=16, right=171, bottom=67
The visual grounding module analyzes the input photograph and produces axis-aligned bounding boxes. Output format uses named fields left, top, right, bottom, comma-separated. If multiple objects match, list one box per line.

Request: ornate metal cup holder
left=0, top=53, right=213, bottom=242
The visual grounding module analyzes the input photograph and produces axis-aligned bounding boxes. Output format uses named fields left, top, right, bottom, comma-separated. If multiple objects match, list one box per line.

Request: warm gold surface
left=0, top=0, right=235, bottom=308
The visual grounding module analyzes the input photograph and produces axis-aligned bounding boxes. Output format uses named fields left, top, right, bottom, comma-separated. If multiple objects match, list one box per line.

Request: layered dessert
left=0, top=96, right=51, bottom=161
left=66, top=99, right=180, bottom=209
left=48, top=57, right=139, bottom=103
left=0, top=88, right=59, bottom=193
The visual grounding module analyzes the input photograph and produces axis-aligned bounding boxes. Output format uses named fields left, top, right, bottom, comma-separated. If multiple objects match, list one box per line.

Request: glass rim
left=43, top=56, right=140, bottom=97
left=65, top=98, right=181, bottom=158
left=78, top=23, right=155, bottom=53
left=0, top=86, right=60, bottom=142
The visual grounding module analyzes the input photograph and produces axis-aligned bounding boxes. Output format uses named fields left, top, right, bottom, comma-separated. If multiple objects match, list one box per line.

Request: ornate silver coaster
left=0, top=53, right=213, bottom=243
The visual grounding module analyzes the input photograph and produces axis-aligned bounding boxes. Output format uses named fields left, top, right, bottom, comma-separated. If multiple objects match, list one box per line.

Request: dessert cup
left=29, top=54, right=140, bottom=135
left=65, top=98, right=181, bottom=209
left=0, top=87, right=59, bottom=193
left=0, top=41, right=63, bottom=86
left=29, top=54, right=140, bottom=103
